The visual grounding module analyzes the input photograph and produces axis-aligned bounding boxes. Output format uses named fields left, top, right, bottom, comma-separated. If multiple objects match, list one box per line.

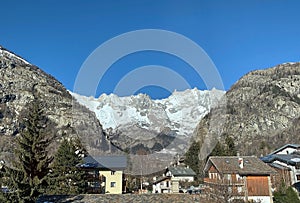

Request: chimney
left=238, top=157, right=244, bottom=169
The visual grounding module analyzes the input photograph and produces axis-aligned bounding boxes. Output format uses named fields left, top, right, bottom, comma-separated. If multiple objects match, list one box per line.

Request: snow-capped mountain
left=72, top=88, right=224, bottom=175
left=71, top=88, right=225, bottom=138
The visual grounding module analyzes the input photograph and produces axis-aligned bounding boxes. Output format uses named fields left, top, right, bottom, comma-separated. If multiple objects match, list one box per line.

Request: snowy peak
left=71, top=88, right=225, bottom=137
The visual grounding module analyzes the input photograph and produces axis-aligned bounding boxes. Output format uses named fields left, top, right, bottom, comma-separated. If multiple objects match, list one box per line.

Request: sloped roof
left=168, top=166, right=196, bottom=176
left=261, top=153, right=300, bottom=166
left=204, top=156, right=276, bottom=175
left=268, top=163, right=291, bottom=171
left=78, top=155, right=127, bottom=170
left=271, top=144, right=300, bottom=155
left=153, top=176, right=170, bottom=184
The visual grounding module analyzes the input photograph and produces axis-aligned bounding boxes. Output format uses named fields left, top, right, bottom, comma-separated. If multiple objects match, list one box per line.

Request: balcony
left=204, top=178, right=244, bottom=186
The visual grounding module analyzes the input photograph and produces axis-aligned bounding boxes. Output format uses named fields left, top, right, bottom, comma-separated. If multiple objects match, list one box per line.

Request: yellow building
left=79, top=155, right=127, bottom=194
left=101, top=169, right=124, bottom=194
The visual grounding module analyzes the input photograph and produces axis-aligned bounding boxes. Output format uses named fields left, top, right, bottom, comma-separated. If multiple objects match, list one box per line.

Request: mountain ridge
left=71, top=88, right=225, bottom=136
left=71, top=88, right=225, bottom=158
left=193, top=62, right=300, bottom=161
left=0, top=46, right=119, bottom=162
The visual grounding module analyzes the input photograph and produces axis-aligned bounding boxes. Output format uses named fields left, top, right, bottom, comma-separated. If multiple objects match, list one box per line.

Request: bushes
left=273, top=185, right=300, bottom=203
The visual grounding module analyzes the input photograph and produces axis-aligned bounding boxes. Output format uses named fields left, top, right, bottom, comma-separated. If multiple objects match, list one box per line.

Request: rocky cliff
left=0, top=46, right=117, bottom=161
left=194, top=62, right=300, bottom=158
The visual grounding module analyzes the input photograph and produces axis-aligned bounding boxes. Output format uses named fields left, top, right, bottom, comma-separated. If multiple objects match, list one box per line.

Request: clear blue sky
left=1, top=0, right=300, bottom=99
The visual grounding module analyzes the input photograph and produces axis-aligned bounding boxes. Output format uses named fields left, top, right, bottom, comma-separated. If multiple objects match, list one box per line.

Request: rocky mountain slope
left=0, top=46, right=117, bottom=162
left=71, top=88, right=224, bottom=154
left=0, top=46, right=225, bottom=175
left=193, top=62, right=300, bottom=159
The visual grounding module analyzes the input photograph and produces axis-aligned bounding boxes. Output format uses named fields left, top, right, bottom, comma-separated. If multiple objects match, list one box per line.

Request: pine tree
left=274, top=184, right=300, bottom=203
left=224, top=134, right=237, bottom=156
left=210, top=141, right=226, bottom=156
left=3, top=98, right=55, bottom=203
left=209, top=134, right=237, bottom=157
left=46, top=137, right=87, bottom=195
left=184, top=141, right=201, bottom=176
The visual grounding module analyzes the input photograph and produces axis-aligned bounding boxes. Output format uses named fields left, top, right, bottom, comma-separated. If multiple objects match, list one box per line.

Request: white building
left=152, top=166, right=196, bottom=193
left=261, top=144, right=300, bottom=191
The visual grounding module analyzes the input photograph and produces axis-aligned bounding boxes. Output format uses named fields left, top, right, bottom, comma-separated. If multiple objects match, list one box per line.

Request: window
left=111, top=171, right=116, bottom=175
left=88, top=181, right=100, bottom=188
left=237, top=186, right=243, bottom=193
left=110, top=182, right=116, bottom=187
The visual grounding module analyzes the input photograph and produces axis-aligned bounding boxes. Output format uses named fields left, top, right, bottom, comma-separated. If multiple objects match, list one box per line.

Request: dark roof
left=261, top=154, right=300, bottom=166
left=268, top=163, right=291, bottom=171
left=78, top=155, right=127, bottom=170
left=168, top=166, right=196, bottom=177
left=153, top=176, right=170, bottom=184
left=260, top=154, right=275, bottom=163
left=204, top=156, right=276, bottom=175
left=271, top=144, right=300, bottom=155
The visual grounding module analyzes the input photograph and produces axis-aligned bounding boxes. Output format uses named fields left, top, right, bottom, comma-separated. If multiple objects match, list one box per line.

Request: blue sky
left=1, top=0, right=300, bottom=99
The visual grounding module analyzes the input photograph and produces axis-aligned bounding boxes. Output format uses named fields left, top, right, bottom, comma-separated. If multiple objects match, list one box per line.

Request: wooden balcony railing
left=203, top=178, right=244, bottom=186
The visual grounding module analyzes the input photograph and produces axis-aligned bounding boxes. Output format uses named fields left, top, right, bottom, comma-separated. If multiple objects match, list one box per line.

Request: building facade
left=261, top=144, right=300, bottom=191
left=78, top=155, right=127, bottom=194
left=152, top=166, right=196, bottom=193
left=204, top=156, right=275, bottom=203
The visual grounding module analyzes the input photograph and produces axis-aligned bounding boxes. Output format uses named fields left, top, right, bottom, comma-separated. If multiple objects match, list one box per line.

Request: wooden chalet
left=204, top=156, right=275, bottom=203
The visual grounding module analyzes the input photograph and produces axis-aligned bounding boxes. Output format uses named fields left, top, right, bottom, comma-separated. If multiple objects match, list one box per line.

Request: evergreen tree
left=224, top=134, right=237, bottom=156
left=46, top=137, right=87, bottom=195
left=184, top=141, right=200, bottom=176
left=209, top=134, right=237, bottom=157
left=210, top=141, right=226, bottom=156
left=3, top=98, right=55, bottom=203
left=273, top=181, right=300, bottom=203
left=285, top=187, right=300, bottom=203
